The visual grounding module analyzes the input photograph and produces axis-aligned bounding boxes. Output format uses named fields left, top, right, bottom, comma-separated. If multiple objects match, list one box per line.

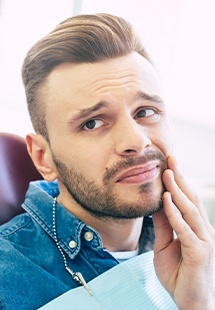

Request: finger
left=162, top=191, right=202, bottom=245
left=167, top=155, right=200, bottom=204
left=152, top=207, right=174, bottom=253
left=163, top=169, right=208, bottom=240
left=166, top=155, right=209, bottom=224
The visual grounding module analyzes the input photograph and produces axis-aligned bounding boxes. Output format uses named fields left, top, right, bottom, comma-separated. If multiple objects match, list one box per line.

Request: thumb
left=152, top=199, right=174, bottom=253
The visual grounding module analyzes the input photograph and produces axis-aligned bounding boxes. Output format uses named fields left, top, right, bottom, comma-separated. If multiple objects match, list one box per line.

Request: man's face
left=44, top=52, right=173, bottom=219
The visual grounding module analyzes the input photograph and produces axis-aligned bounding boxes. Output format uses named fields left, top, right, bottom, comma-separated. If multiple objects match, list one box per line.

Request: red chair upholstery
left=0, top=132, right=42, bottom=225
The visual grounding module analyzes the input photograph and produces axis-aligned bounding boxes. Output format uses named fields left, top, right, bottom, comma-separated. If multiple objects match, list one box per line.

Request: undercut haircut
left=22, top=13, right=152, bottom=140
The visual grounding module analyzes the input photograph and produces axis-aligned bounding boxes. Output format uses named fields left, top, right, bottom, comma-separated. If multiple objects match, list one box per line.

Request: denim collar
left=22, top=181, right=104, bottom=260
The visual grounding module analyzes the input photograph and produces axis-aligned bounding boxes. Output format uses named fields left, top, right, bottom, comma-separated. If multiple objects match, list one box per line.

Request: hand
left=152, top=155, right=215, bottom=309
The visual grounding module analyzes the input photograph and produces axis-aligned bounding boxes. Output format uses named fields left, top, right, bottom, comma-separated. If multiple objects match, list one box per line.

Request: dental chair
left=0, top=132, right=42, bottom=225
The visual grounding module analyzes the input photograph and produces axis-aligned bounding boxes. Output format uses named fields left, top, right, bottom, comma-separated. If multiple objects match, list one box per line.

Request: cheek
left=159, top=134, right=173, bottom=157
left=151, top=123, right=173, bottom=157
left=58, top=138, right=110, bottom=180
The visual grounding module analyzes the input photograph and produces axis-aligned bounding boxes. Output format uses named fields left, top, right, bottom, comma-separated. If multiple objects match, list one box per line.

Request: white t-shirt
left=108, top=248, right=139, bottom=263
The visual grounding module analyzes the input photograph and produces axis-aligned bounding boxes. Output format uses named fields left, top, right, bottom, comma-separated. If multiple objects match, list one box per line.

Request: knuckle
left=192, top=192, right=201, bottom=205
left=202, top=238, right=214, bottom=254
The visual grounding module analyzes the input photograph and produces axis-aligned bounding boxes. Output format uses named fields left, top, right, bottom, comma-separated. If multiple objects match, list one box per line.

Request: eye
left=135, top=108, right=156, bottom=118
left=82, top=119, right=104, bottom=131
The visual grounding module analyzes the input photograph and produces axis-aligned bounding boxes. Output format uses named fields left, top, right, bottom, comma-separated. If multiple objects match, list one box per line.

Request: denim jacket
left=0, top=181, right=155, bottom=310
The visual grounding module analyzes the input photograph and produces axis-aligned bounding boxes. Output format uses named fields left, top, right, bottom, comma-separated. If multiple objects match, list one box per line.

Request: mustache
left=103, top=150, right=167, bottom=183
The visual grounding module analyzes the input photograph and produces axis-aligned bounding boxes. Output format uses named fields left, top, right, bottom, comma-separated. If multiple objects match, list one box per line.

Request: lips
left=115, top=161, right=160, bottom=183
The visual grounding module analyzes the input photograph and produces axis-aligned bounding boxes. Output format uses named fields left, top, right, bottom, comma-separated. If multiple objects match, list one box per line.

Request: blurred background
left=0, top=0, right=214, bottom=226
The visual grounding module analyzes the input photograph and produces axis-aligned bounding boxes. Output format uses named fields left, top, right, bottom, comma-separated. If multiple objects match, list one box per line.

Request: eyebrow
left=134, top=91, right=164, bottom=106
left=67, top=101, right=109, bottom=123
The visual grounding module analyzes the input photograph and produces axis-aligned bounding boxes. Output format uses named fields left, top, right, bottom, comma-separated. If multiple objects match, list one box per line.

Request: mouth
left=115, top=161, right=160, bottom=184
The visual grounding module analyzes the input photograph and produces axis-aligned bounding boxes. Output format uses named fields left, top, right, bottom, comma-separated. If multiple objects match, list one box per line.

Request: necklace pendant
left=66, top=267, right=93, bottom=296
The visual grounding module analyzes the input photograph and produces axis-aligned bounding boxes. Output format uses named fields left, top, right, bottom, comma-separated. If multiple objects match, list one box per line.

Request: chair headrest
left=0, top=132, right=42, bottom=225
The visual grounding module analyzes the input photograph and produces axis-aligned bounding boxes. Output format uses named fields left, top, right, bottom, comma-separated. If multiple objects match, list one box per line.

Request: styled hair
left=22, top=13, right=152, bottom=140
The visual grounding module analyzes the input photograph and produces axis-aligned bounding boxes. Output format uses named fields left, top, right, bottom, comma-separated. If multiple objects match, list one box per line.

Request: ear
left=26, top=133, right=58, bottom=182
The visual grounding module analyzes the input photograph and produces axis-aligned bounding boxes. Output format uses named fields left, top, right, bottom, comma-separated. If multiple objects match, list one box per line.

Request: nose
left=114, top=118, right=152, bottom=156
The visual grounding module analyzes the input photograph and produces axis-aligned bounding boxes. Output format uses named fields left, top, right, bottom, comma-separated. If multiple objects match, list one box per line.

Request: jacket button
left=69, top=240, right=77, bottom=249
left=84, top=231, right=94, bottom=241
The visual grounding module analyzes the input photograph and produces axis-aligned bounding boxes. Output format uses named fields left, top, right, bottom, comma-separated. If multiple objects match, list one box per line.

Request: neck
left=90, top=217, right=143, bottom=252
left=57, top=193, right=143, bottom=253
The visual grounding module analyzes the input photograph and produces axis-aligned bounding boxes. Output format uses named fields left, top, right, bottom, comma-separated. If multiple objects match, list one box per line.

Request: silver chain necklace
left=52, top=197, right=93, bottom=295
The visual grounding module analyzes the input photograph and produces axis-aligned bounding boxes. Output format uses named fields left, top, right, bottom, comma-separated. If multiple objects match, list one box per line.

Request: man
left=0, top=13, right=214, bottom=309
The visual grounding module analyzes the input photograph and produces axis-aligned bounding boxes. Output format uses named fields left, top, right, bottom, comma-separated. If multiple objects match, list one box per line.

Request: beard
left=51, top=150, right=167, bottom=220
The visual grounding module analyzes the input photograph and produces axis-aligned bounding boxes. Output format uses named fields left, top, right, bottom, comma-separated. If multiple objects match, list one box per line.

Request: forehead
left=44, top=52, right=163, bottom=116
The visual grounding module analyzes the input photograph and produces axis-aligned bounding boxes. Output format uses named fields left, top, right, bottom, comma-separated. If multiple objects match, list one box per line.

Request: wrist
left=179, top=297, right=215, bottom=310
